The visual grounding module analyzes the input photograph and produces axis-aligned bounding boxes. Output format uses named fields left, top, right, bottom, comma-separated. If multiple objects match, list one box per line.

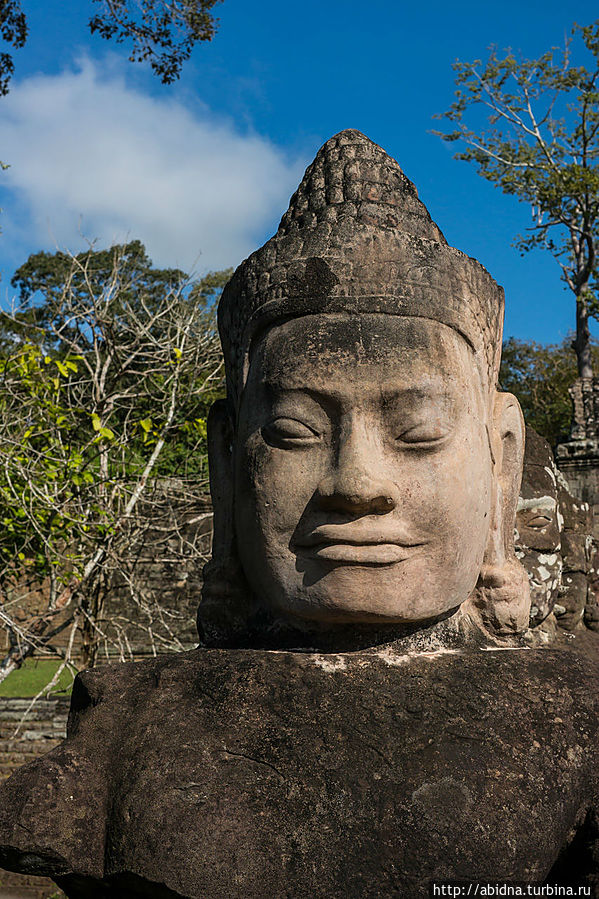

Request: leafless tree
left=0, top=244, right=224, bottom=689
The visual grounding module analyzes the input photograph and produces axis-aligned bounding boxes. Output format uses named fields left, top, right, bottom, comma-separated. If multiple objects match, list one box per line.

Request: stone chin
left=251, top=557, right=483, bottom=627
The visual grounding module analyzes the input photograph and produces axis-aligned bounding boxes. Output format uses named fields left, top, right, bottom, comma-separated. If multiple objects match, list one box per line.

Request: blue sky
left=1, top=0, right=598, bottom=344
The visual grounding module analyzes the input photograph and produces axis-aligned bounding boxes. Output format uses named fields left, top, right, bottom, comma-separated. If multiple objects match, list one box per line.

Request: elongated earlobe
left=197, top=399, right=253, bottom=646
left=469, top=392, right=530, bottom=635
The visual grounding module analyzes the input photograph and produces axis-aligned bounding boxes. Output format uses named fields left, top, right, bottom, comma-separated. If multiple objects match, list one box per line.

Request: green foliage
left=0, top=342, right=89, bottom=584
left=436, top=21, right=599, bottom=376
left=12, top=239, right=186, bottom=305
left=499, top=335, right=599, bottom=447
left=90, top=0, right=223, bottom=84
left=0, top=0, right=27, bottom=96
left=6, top=239, right=187, bottom=350
left=0, top=0, right=221, bottom=95
left=0, top=241, right=228, bottom=670
left=2, top=244, right=229, bottom=480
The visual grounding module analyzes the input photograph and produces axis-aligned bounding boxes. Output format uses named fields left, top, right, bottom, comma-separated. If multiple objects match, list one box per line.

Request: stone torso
left=1, top=646, right=598, bottom=898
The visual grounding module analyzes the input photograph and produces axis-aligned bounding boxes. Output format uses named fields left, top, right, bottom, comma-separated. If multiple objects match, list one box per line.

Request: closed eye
left=526, top=515, right=553, bottom=529
left=396, top=425, right=451, bottom=447
left=262, top=417, right=321, bottom=447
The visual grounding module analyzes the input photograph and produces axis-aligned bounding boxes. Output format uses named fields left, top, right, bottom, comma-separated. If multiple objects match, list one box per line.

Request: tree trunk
left=79, top=611, right=93, bottom=670
left=574, top=293, right=593, bottom=378
left=79, top=575, right=106, bottom=669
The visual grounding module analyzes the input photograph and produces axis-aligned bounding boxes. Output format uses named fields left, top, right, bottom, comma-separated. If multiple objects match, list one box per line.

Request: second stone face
left=516, top=427, right=562, bottom=626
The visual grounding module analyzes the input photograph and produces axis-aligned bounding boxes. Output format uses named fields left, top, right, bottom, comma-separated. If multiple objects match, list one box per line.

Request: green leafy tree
left=499, top=335, right=599, bottom=447
left=0, top=0, right=26, bottom=96
left=3, top=242, right=230, bottom=458
left=11, top=239, right=186, bottom=309
left=89, top=0, right=222, bottom=84
left=436, top=21, right=599, bottom=378
left=3, top=239, right=187, bottom=352
left=0, top=343, right=92, bottom=679
left=0, top=0, right=222, bottom=94
left=0, top=243, right=228, bottom=681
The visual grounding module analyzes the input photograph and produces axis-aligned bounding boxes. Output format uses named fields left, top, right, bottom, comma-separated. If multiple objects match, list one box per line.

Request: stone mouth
left=295, top=542, right=421, bottom=565
left=294, top=525, right=427, bottom=566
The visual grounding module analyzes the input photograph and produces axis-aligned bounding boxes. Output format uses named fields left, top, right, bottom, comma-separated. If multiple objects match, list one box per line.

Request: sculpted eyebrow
left=263, top=384, right=340, bottom=414
left=262, top=383, right=457, bottom=417
left=380, top=384, right=456, bottom=404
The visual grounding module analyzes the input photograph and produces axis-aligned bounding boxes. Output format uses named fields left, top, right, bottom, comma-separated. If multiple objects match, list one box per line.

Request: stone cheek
left=557, top=572, right=588, bottom=630
left=1, top=648, right=598, bottom=898
left=517, top=547, right=562, bottom=625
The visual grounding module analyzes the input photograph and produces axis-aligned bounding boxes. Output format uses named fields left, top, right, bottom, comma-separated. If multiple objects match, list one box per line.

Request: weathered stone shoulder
left=0, top=645, right=598, bottom=898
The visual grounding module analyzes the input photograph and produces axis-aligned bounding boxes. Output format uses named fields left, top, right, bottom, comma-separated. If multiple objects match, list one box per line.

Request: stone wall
left=0, top=698, right=70, bottom=898
left=556, top=453, right=599, bottom=532
left=0, top=864, right=62, bottom=897
left=100, top=485, right=212, bottom=657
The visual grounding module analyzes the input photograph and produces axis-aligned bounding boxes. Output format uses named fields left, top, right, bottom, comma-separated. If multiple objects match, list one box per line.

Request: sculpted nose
left=317, top=427, right=398, bottom=515
left=317, top=471, right=396, bottom=514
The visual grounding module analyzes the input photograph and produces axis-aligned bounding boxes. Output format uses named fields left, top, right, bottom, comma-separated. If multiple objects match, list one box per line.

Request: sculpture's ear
left=206, top=398, right=235, bottom=558
left=469, top=392, right=531, bottom=635
left=197, top=399, right=253, bottom=646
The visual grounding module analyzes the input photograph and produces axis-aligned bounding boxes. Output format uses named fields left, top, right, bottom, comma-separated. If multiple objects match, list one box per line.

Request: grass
left=0, top=657, right=76, bottom=698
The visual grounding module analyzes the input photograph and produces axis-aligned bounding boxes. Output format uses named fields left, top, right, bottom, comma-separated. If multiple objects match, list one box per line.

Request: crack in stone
left=216, top=749, right=285, bottom=780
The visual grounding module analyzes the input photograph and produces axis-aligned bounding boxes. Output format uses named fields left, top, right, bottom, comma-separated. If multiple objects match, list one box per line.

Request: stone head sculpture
left=516, top=426, right=562, bottom=627
left=199, top=130, right=530, bottom=648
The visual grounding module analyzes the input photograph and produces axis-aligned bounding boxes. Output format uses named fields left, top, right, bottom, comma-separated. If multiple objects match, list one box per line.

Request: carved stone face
left=515, top=428, right=562, bottom=626
left=233, top=313, right=494, bottom=626
left=516, top=503, right=561, bottom=627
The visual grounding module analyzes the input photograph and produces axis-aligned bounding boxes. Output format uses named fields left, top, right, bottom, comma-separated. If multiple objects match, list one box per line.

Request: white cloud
left=0, top=59, right=307, bottom=273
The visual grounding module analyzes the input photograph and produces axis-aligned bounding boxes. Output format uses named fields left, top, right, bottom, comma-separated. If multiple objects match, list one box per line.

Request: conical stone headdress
left=218, top=129, right=505, bottom=403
